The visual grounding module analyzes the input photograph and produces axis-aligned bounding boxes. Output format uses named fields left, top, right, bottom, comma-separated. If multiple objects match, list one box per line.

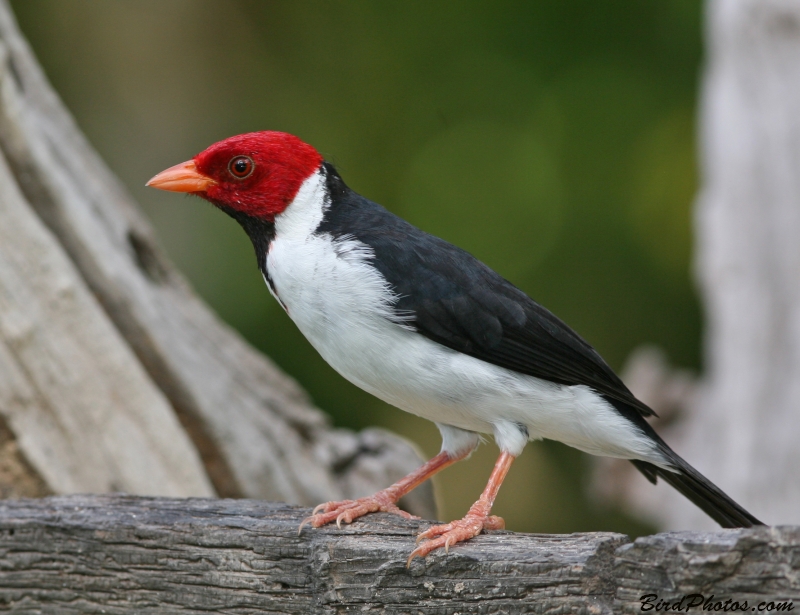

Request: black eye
left=229, top=156, right=254, bottom=179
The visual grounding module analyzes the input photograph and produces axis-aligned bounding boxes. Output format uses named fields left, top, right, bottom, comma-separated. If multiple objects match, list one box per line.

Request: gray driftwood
left=0, top=495, right=796, bottom=614
left=0, top=140, right=213, bottom=498
left=0, top=0, right=433, bottom=516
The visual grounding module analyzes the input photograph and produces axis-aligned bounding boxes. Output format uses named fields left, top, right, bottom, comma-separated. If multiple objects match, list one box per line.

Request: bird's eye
left=229, top=156, right=254, bottom=179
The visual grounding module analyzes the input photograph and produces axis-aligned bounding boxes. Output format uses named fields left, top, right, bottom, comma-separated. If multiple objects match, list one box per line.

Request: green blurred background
left=10, top=0, right=703, bottom=537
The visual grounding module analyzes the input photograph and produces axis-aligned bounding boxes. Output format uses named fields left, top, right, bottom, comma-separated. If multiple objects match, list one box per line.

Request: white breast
left=266, top=172, right=667, bottom=466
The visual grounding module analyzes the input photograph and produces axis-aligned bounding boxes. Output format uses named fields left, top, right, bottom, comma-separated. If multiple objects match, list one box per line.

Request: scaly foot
left=298, top=490, right=419, bottom=534
left=407, top=511, right=505, bottom=565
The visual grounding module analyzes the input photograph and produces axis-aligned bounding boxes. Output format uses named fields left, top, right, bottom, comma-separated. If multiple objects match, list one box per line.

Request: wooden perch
left=0, top=495, right=796, bottom=614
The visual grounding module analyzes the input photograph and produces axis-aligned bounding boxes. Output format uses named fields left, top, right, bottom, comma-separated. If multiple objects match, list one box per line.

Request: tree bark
left=0, top=0, right=434, bottom=517
left=0, top=495, right=796, bottom=614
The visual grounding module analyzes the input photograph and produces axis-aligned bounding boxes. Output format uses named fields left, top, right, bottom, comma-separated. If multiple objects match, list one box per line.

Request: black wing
left=317, top=165, right=654, bottom=418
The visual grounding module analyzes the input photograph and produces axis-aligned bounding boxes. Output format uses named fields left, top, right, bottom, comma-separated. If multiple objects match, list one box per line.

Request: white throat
left=273, top=169, right=328, bottom=239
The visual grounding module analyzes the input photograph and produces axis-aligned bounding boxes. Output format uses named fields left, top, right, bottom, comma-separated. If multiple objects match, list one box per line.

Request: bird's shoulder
left=315, top=163, right=654, bottom=418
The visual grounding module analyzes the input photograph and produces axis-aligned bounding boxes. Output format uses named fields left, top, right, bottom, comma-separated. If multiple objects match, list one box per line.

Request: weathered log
left=0, top=0, right=433, bottom=516
left=0, top=495, right=796, bottom=614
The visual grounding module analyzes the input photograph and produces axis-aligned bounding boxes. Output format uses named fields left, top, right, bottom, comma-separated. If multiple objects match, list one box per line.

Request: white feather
left=437, top=423, right=480, bottom=458
left=268, top=171, right=669, bottom=468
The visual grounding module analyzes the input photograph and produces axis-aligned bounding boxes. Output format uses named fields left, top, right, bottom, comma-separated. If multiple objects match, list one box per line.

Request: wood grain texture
left=0, top=0, right=434, bottom=517
left=0, top=495, right=796, bottom=614
left=0, top=415, right=47, bottom=499
left=615, top=528, right=800, bottom=614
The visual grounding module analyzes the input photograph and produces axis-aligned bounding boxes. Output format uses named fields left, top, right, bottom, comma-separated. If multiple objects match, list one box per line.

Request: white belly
left=266, top=233, right=662, bottom=465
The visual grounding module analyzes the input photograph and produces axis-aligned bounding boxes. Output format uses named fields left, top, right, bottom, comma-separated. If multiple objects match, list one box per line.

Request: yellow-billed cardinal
left=148, top=131, right=762, bottom=562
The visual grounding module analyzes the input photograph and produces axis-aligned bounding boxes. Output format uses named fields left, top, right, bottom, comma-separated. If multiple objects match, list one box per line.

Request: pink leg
left=407, top=450, right=515, bottom=566
left=299, top=449, right=468, bottom=533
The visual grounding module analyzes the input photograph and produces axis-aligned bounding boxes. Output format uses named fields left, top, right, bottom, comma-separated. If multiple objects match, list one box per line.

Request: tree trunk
left=600, top=0, right=800, bottom=530
left=685, top=0, right=800, bottom=528
left=0, top=495, right=796, bottom=614
left=0, top=0, right=434, bottom=518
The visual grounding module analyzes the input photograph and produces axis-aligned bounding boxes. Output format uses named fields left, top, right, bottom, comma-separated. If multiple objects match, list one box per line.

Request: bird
left=147, top=130, right=763, bottom=563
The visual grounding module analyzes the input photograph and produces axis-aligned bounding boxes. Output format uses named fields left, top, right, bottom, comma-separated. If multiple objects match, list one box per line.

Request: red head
left=147, top=131, right=323, bottom=221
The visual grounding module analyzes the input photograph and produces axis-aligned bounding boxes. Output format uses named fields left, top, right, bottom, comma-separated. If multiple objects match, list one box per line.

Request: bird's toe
left=298, top=491, right=414, bottom=534
left=407, top=513, right=505, bottom=566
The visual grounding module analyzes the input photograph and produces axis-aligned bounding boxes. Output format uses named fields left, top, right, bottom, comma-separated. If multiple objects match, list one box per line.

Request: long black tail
left=607, top=397, right=763, bottom=528
left=631, top=451, right=763, bottom=528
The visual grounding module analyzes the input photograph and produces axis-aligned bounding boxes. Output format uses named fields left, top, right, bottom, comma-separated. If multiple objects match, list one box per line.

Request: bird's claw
left=298, top=492, right=417, bottom=535
left=297, top=516, right=313, bottom=536
left=406, top=513, right=505, bottom=567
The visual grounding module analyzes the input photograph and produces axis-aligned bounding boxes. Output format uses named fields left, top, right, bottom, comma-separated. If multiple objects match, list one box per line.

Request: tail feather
left=631, top=452, right=763, bottom=528
left=605, top=396, right=763, bottom=528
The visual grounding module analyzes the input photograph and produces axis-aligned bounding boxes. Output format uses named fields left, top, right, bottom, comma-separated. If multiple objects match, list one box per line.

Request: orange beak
left=146, top=160, right=216, bottom=193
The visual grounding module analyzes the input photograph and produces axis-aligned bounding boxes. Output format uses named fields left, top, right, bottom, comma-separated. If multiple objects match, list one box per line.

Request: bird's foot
left=407, top=511, right=505, bottom=565
left=298, top=490, right=418, bottom=534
